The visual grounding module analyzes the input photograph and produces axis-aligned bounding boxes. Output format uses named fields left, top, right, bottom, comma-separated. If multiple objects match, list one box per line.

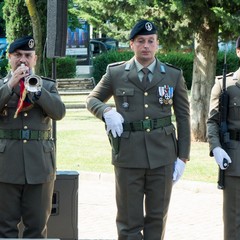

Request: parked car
left=0, top=38, right=8, bottom=60
left=93, top=38, right=119, bottom=50
left=90, top=38, right=118, bottom=56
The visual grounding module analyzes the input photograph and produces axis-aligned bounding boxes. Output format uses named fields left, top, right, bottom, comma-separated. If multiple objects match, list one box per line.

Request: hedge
left=93, top=50, right=239, bottom=90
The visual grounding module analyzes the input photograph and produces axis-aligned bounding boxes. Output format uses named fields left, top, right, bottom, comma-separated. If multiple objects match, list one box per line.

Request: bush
left=216, top=50, right=239, bottom=76
left=0, top=59, right=8, bottom=78
left=44, top=56, right=76, bottom=79
left=93, top=50, right=239, bottom=90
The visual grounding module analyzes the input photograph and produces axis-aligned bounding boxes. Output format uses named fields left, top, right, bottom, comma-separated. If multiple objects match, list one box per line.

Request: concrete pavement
left=78, top=172, right=223, bottom=240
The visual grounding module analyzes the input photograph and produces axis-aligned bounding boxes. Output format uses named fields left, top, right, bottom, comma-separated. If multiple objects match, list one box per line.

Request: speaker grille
left=47, top=0, right=68, bottom=58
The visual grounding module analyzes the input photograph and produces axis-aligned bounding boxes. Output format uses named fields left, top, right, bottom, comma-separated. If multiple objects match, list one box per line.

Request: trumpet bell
left=25, top=75, right=42, bottom=92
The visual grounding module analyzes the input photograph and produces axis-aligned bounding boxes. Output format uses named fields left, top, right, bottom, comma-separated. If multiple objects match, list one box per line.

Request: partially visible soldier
left=207, top=36, right=240, bottom=240
left=0, top=36, right=66, bottom=238
left=86, top=20, right=191, bottom=240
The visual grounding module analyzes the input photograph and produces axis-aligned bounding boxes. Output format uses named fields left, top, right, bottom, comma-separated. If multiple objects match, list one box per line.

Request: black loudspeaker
left=48, top=171, right=79, bottom=240
left=46, top=0, right=68, bottom=58
left=18, top=171, right=79, bottom=239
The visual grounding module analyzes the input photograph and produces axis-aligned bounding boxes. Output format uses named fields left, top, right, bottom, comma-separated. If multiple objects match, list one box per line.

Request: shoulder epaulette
left=216, top=72, right=234, bottom=80
left=108, top=61, right=125, bottom=68
left=165, top=63, right=182, bottom=71
left=41, top=76, right=56, bottom=82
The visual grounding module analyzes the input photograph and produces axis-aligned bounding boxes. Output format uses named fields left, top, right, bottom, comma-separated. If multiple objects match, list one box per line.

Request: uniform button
left=24, top=126, right=28, bottom=129
left=144, top=92, right=148, bottom=96
left=23, top=140, right=27, bottom=143
left=146, top=129, right=150, bottom=132
left=145, top=104, right=148, bottom=108
left=24, top=112, right=28, bottom=117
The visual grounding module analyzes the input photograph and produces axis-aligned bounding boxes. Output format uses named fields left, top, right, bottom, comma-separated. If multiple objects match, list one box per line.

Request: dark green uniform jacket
left=86, top=57, right=191, bottom=169
left=0, top=74, right=66, bottom=184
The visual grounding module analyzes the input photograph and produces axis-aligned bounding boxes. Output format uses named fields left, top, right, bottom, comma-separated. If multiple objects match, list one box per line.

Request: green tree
left=0, top=0, right=5, bottom=37
left=75, top=0, right=240, bottom=141
left=3, top=0, right=47, bottom=74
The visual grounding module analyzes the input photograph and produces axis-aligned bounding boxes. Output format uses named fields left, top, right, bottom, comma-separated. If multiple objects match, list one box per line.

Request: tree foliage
left=73, top=0, right=240, bottom=141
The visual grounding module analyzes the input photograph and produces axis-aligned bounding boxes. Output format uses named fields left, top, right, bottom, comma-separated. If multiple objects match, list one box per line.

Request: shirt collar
left=134, top=58, right=156, bottom=73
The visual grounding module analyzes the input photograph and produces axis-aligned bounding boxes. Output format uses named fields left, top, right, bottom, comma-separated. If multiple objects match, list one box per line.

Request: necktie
left=141, top=68, right=150, bottom=88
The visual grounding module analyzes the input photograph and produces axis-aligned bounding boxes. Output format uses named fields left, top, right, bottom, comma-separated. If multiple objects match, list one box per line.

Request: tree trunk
left=190, top=17, right=219, bottom=142
left=25, top=0, right=42, bottom=74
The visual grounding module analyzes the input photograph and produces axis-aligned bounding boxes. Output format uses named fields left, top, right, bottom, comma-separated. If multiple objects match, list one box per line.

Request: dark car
left=93, top=38, right=119, bottom=50
left=90, top=38, right=118, bottom=56
left=0, top=38, right=8, bottom=59
left=89, top=39, right=108, bottom=56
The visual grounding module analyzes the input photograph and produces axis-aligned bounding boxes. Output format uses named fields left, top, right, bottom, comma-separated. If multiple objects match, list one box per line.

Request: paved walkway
left=78, top=172, right=223, bottom=240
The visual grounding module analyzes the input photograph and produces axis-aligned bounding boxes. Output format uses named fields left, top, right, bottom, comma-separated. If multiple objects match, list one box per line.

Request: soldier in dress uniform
left=0, top=36, right=66, bottom=238
left=86, top=20, right=191, bottom=240
left=207, top=37, right=240, bottom=240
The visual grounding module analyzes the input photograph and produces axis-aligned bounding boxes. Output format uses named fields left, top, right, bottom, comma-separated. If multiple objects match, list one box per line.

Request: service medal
left=158, top=87, right=165, bottom=105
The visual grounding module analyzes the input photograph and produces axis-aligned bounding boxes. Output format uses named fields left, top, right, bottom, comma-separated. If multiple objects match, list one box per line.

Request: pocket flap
left=0, top=140, right=6, bottom=153
left=43, top=141, right=54, bottom=153
left=116, top=88, right=134, bottom=96
left=164, top=124, right=175, bottom=135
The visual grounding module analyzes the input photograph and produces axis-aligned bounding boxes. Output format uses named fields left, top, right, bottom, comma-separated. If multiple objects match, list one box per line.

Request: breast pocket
left=228, top=97, right=240, bottom=120
left=116, top=88, right=135, bottom=111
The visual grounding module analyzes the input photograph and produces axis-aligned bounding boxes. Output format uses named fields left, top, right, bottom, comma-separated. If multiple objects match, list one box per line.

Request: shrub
left=0, top=59, right=8, bottom=78
left=44, top=56, right=77, bottom=79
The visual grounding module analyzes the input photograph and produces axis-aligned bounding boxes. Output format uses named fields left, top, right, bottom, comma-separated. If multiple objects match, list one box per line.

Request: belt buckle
left=142, top=119, right=152, bottom=130
left=21, top=130, right=30, bottom=140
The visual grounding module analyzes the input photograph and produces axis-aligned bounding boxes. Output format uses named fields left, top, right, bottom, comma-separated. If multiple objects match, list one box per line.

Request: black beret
left=129, top=20, right=157, bottom=40
left=236, top=36, right=240, bottom=49
left=9, top=36, right=35, bottom=53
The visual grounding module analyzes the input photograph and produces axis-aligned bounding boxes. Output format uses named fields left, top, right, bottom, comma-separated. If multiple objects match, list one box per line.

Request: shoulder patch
left=108, top=61, right=125, bottom=68
left=165, top=63, right=182, bottom=71
left=41, top=76, right=56, bottom=83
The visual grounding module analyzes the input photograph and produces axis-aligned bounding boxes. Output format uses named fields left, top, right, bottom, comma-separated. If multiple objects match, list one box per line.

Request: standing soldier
left=86, top=20, right=191, bottom=240
left=207, top=37, right=240, bottom=240
left=0, top=36, right=66, bottom=238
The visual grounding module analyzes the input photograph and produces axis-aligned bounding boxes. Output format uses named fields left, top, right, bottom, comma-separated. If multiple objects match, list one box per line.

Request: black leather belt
left=123, top=116, right=172, bottom=131
left=229, top=130, right=240, bottom=141
left=0, top=129, right=52, bottom=140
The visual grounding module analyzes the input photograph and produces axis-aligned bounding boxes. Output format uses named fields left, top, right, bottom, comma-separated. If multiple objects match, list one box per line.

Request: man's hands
left=173, top=158, right=186, bottom=184
left=212, top=147, right=231, bottom=170
left=103, top=108, right=124, bottom=138
left=8, top=64, right=29, bottom=90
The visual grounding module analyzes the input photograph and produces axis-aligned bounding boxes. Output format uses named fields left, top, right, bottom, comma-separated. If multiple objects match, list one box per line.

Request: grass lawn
left=56, top=106, right=219, bottom=184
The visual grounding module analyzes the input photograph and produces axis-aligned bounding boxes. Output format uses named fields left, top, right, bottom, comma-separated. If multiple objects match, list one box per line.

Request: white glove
left=173, top=158, right=186, bottom=184
left=103, top=109, right=124, bottom=138
left=212, top=147, right=231, bottom=170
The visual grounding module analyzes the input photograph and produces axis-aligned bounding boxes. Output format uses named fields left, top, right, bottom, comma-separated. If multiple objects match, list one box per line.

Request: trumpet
left=24, top=74, right=42, bottom=92
left=20, top=63, right=42, bottom=92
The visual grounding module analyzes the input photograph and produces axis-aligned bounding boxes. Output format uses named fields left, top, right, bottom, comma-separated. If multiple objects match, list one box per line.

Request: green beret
left=9, top=36, right=35, bottom=53
left=129, top=20, right=157, bottom=40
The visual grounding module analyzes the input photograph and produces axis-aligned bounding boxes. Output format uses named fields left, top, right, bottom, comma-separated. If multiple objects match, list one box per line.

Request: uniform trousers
left=114, top=164, right=173, bottom=240
left=0, top=180, right=54, bottom=238
left=223, top=176, right=240, bottom=240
